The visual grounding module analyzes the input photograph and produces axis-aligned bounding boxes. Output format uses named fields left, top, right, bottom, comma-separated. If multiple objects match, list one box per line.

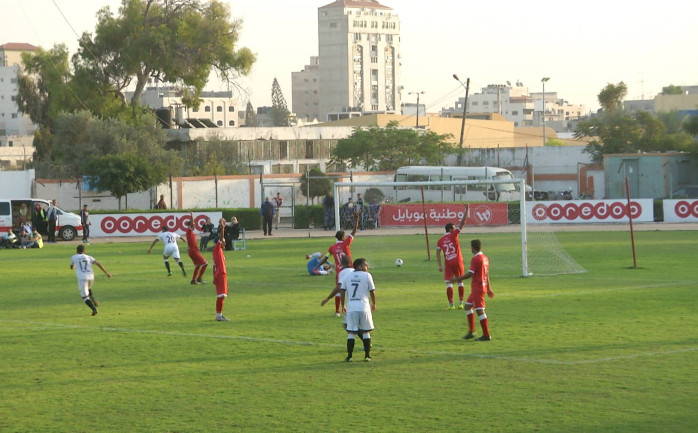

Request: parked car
left=0, top=198, right=83, bottom=241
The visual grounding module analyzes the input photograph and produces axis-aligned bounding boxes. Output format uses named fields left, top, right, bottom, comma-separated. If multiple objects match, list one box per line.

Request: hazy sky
left=4, top=0, right=697, bottom=114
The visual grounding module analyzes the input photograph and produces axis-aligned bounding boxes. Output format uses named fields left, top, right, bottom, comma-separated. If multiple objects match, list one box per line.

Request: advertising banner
left=379, top=203, right=508, bottom=227
left=662, top=199, right=698, bottom=223
left=90, top=212, right=223, bottom=237
left=527, top=199, right=654, bottom=224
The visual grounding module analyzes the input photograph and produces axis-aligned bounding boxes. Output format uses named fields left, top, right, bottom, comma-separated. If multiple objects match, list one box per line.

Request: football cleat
left=216, top=315, right=229, bottom=321
left=475, top=335, right=492, bottom=341
left=446, top=305, right=456, bottom=310
left=335, top=312, right=341, bottom=317
left=364, top=356, right=372, bottom=362
left=463, top=333, right=475, bottom=340
left=190, top=281, right=197, bottom=285
left=344, top=356, right=353, bottom=362
left=457, top=303, right=465, bottom=310
left=196, top=280, right=207, bottom=284
left=182, top=269, right=187, bottom=277
left=91, top=310, right=98, bottom=316
left=167, top=272, right=173, bottom=277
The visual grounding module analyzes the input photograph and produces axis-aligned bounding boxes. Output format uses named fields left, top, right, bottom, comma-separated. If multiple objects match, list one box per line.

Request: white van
left=0, top=199, right=83, bottom=241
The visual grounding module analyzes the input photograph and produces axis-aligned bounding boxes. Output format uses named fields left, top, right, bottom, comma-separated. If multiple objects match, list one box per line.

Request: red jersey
left=436, top=228, right=463, bottom=265
left=329, top=235, right=354, bottom=282
left=468, top=252, right=490, bottom=292
left=213, top=241, right=227, bottom=278
left=185, top=227, right=198, bottom=253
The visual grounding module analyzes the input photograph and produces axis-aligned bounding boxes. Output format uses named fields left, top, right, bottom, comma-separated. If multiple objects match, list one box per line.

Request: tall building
left=316, top=0, right=401, bottom=122
left=291, top=56, right=320, bottom=123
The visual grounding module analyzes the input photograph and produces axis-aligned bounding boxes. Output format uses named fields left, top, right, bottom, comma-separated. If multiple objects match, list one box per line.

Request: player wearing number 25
left=70, top=244, right=112, bottom=316
left=436, top=204, right=469, bottom=310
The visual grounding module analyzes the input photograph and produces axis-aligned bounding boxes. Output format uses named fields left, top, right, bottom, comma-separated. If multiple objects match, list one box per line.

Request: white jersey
left=71, top=253, right=96, bottom=280
left=338, top=267, right=355, bottom=291
left=342, top=270, right=375, bottom=313
left=158, top=231, right=181, bottom=258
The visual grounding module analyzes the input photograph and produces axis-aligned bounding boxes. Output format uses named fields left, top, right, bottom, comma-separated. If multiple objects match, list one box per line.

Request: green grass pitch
left=1, top=230, right=697, bottom=432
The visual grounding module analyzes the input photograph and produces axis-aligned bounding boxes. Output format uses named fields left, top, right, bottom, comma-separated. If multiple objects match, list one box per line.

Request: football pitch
left=1, top=230, right=697, bottom=432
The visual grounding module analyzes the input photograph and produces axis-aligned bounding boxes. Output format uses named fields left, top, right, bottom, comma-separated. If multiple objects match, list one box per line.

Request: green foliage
left=292, top=205, right=325, bottom=229
left=661, top=84, right=684, bottom=95
left=221, top=208, right=261, bottom=230
left=179, top=136, right=246, bottom=176
left=363, top=187, right=385, bottom=204
left=75, top=0, right=256, bottom=108
left=597, top=81, right=627, bottom=112
left=270, top=77, right=290, bottom=126
left=85, top=153, right=167, bottom=203
left=545, top=138, right=566, bottom=147
left=2, top=231, right=698, bottom=432
left=300, top=168, right=332, bottom=204
left=330, top=121, right=454, bottom=171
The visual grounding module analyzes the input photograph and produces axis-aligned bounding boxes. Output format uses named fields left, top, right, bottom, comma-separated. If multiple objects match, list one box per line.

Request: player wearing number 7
left=436, top=204, right=469, bottom=310
left=70, top=244, right=112, bottom=316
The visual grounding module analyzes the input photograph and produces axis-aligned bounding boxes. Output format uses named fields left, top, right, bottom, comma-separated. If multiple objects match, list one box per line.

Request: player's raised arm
left=458, top=203, right=470, bottom=230
left=351, top=211, right=359, bottom=236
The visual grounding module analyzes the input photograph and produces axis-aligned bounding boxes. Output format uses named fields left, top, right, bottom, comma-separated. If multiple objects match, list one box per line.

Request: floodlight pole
left=453, top=74, right=470, bottom=166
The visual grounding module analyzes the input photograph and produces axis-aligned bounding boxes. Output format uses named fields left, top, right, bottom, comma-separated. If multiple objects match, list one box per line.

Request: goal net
left=331, top=178, right=586, bottom=278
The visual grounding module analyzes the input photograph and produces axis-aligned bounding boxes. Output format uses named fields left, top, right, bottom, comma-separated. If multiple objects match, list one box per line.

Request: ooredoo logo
left=531, top=201, right=642, bottom=222
left=675, top=200, right=698, bottom=218
left=101, top=214, right=208, bottom=234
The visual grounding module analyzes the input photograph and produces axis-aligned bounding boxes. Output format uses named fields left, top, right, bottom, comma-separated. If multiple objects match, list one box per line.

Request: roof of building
left=0, top=43, right=38, bottom=51
left=320, top=0, right=392, bottom=10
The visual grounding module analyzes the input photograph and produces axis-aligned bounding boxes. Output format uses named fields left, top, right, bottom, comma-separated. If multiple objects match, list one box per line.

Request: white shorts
left=77, top=278, right=94, bottom=299
left=345, top=309, right=374, bottom=333
left=163, top=244, right=180, bottom=260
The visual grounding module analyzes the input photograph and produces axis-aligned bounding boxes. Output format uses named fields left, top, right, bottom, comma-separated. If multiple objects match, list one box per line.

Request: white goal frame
left=332, top=178, right=531, bottom=277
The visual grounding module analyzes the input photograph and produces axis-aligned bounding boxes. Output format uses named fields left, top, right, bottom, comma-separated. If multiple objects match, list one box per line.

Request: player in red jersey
left=314, top=210, right=359, bottom=316
left=451, top=239, right=494, bottom=341
left=436, top=204, right=469, bottom=310
left=185, top=212, right=208, bottom=285
left=212, top=218, right=229, bottom=321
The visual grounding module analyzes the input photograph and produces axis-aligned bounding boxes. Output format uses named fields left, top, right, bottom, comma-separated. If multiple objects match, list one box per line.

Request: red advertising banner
left=379, top=203, right=508, bottom=227
left=90, top=212, right=223, bottom=237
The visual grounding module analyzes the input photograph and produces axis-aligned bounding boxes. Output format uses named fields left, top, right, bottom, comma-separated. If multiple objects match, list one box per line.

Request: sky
left=3, top=0, right=698, bottom=114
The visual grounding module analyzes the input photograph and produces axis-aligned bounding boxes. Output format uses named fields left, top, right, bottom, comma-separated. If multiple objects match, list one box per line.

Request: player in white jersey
left=70, top=244, right=112, bottom=316
left=340, top=257, right=376, bottom=362
left=147, top=227, right=187, bottom=277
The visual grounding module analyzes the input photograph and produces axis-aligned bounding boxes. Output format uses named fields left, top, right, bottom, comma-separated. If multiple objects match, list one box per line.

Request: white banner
left=90, top=212, right=223, bottom=237
left=526, top=199, right=654, bottom=224
left=662, top=199, right=698, bottom=223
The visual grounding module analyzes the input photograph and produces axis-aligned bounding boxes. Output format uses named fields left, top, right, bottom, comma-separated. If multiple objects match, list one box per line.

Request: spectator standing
left=199, top=217, right=214, bottom=250
left=322, top=192, right=335, bottom=230
left=157, top=194, right=167, bottom=209
left=260, top=197, right=275, bottom=236
left=46, top=200, right=58, bottom=243
left=32, top=202, right=47, bottom=236
left=273, top=192, right=283, bottom=230
left=80, top=204, right=91, bottom=244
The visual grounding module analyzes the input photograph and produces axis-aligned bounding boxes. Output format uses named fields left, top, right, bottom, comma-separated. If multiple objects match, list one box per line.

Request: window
left=216, top=120, right=223, bottom=126
left=512, top=110, right=519, bottom=115
left=217, top=106, right=223, bottom=112
left=305, top=141, right=314, bottom=158
left=11, top=113, right=18, bottom=118
left=228, top=120, right=235, bottom=126
left=205, top=106, right=211, bottom=112
left=229, top=106, right=234, bottom=112
left=330, top=22, right=337, bottom=28
left=279, top=141, right=288, bottom=159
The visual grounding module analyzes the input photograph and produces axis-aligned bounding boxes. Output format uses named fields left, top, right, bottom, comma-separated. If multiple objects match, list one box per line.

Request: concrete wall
left=0, top=169, right=34, bottom=198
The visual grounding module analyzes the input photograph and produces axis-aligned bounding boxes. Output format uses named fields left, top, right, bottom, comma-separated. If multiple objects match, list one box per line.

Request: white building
left=0, top=42, right=38, bottom=168
left=292, top=56, right=321, bottom=123
left=316, top=0, right=401, bottom=121
left=443, top=82, right=586, bottom=132
left=128, top=86, right=245, bottom=128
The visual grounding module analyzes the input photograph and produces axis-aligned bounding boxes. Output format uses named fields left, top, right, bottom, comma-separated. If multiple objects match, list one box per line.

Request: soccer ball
left=395, top=258, right=403, bottom=267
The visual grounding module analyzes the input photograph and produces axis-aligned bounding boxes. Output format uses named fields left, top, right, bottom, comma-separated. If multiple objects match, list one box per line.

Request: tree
left=597, top=82, right=627, bottom=112
left=180, top=136, right=246, bottom=175
left=244, top=101, right=258, bottom=127
left=85, top=153, right=167, bottom=209
left=330, top=122, right=454, bottom=170
left=269, top=78, right=290, bottom=126
left=74, top=0, right=256, bottom=108
left=300, top=168, right=332, bottom=204
left=662, top=85, right=684, bottom=95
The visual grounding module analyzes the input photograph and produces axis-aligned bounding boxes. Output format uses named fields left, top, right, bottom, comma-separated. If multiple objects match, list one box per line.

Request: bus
left=393, top=166, right=523, bottom=202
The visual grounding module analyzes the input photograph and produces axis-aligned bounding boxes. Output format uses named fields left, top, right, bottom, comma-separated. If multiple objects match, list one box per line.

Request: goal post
left=332, top=178, right=585, bottom=278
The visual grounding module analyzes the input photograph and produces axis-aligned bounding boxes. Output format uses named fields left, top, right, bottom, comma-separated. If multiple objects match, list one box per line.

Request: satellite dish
left=506, top=80, right=511, bottom=86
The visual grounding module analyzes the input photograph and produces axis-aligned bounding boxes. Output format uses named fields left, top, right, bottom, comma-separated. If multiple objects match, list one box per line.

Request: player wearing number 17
left=436, top=204, right=469, bottom=310
left=70, top=244, right=112, bottom=316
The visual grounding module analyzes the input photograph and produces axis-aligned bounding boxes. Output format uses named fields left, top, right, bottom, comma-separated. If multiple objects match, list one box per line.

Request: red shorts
left=214, top=273, right=228, bottom=296
left=467, top=288, right=486, bottom=309
left=188, top=250, right=207, bottom=266
left=443, top=261, right=465, bottom=283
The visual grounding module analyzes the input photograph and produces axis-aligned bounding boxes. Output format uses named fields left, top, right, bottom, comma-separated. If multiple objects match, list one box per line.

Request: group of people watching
left=2, top=201, right=56, bottom=249
left=338, top=193, right=381, bottom=231
left=198, top=216, right=241, bottom=251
